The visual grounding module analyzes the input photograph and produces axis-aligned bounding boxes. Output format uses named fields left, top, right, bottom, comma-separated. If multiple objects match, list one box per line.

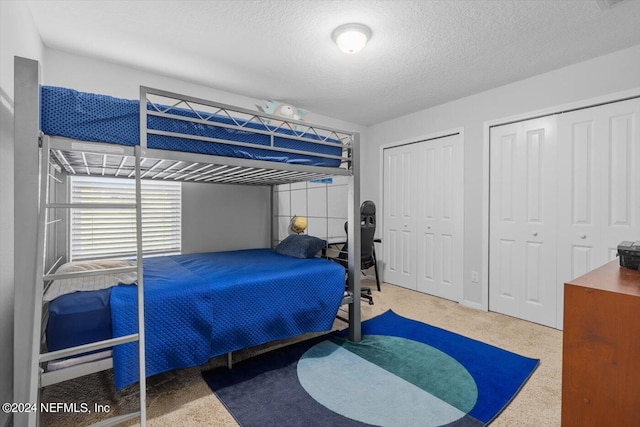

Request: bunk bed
left=13, top=57, right=362, bottom=427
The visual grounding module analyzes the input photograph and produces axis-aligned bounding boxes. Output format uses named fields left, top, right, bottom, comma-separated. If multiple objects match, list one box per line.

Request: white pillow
left=44, top=259, right=137, bottom=302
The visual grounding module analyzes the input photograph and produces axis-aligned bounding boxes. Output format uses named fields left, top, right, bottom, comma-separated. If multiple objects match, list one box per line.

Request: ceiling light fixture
left=332, top=23, right=371, bottom=54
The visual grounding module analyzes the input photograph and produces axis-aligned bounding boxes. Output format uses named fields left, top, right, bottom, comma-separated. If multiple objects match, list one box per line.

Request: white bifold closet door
left=489, top=117, right=559, bottom=327
left=383, top=133, right=463, bottom=302
left=556, top=98, right=640, bottom=327
left=383, top=143, right=417, bottom=289
left=490, top=97, right=640, bottom=328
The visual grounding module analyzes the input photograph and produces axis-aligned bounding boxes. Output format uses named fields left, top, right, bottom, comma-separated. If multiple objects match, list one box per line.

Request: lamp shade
left=333, top=23, right=371, bottom=54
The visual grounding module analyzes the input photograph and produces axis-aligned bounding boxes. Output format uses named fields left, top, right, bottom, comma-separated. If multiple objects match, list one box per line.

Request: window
left=70, top=176, right=181, bottom=260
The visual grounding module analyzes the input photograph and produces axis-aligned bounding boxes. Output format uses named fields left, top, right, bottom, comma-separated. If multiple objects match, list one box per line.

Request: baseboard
left=460, top=299, right=485, bottom=311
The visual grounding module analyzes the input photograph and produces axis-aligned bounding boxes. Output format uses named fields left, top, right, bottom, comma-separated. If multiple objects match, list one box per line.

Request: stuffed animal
left=257, top=100, right=309, bottom=129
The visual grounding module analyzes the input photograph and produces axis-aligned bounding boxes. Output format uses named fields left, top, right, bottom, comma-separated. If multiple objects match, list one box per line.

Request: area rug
left=202, top=310, right=539, bottom=426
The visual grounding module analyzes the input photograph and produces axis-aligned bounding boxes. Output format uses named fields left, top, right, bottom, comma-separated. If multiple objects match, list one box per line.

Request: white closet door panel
left=423, top=147, right=437, bottom=219
left=499, top=132, right=517, bottom=223
left=490, top=127, right=523, bottom=317
left=520, top=122, right=558, bottom=326
left=442, top=135, right=463, bottom=296
left=492, top=237, right=520, bottom=318
left=441, top=145, right=454, bottom=220
left=421, top=232, right=435, bottom=282
left=570, top=245, right=593, bottom=278
left=602, top=99, right=640, bottom=257
left=490, top=118, right=557, bottom=327
left=416, top=134, right=463, bottom=301
left=383, top=146, right=417, bottom=289
left=434, top=135, right=464, bottom=301
left=557, top=114, right=601, bottom=287
left=570, top=122, right=594, bottom=226
left=440, top=233, right=454, bottom=285
left=417, top=144, right=439, bottom=295
left=557, top=98, right=640, bottom=328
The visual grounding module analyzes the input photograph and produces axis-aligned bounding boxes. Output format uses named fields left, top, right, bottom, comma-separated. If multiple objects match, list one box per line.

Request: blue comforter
left=110, top=249, right=345, bottom=388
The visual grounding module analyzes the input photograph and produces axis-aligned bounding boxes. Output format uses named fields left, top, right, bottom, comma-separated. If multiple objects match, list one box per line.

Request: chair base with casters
left=360, top=280, right=374, bottom=305
left=327, top=249, right=375, bottom=305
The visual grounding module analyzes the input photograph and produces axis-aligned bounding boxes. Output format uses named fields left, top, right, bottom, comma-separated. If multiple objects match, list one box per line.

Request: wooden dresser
left=562, top=260, right=640, bottom=426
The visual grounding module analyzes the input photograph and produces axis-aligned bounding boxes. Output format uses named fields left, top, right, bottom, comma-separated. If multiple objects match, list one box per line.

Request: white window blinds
left=70, top=176, right=181, bottom=260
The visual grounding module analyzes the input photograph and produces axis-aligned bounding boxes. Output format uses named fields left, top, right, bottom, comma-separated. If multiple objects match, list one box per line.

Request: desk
left=325, top=237, right=381, bottom=246
left=323, top=238, right=381, bottom=251
left=561, top=260, right=640, bottom=426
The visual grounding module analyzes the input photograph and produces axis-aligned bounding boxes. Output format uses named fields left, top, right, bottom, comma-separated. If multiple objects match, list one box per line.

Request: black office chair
left=334, top=200, right=381, bottom=305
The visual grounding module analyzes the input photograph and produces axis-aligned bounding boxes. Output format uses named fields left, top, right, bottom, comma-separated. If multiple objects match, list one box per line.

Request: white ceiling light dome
left=332, top=23, right=372, bottom=54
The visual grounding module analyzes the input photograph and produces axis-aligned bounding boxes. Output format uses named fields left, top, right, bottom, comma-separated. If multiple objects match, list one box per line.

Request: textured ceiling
left=26, top=0, right=640, bottom=126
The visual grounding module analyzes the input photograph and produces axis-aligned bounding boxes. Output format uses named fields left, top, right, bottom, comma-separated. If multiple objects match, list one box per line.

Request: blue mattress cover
left=40, top=86, right=343, bottom=167
left=46, top=288, right=113, bottom=352
left=107, top=249, right=345, bottom=388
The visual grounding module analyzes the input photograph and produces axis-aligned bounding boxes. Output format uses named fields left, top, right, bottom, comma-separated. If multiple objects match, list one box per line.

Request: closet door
left=383, top=144, right=417, bottom=290
left=416, top=134, right=463, bottom=301
left=557, top=98, right=640, bottom=326
left=489, top=117, right=558, bottom=327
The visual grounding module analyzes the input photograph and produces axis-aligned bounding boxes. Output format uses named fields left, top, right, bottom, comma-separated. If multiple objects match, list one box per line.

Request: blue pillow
left=275, top=234, right=327, bottom=259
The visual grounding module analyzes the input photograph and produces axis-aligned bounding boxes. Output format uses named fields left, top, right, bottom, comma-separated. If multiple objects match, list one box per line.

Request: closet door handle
left=579, top=234, right=587, bottom=239
left=532, top=232, right=538, bottom=237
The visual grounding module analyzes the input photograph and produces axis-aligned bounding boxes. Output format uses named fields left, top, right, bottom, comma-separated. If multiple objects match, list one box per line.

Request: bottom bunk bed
left=45, top=248, right=346, bottom=389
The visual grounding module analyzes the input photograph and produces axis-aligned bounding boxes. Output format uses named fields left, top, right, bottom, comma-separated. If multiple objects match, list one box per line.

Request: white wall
left=0, top=2, right=43, bottom=426
left=43, top=49, right=361, bottom=133
left=181, top=182, right=271, bottom=253
left=364, top=45, right=640, bottom=308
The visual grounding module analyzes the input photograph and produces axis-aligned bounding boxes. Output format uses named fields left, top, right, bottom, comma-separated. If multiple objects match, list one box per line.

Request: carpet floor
left=40, top=280, right=562, bottom=426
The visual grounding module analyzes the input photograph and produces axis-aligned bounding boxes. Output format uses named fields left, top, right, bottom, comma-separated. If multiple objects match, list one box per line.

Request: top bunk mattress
left=40, top=86, right=344, bottom=167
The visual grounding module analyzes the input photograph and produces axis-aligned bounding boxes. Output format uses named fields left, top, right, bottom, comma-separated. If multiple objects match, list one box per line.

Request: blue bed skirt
left=40, top=86, right=343, bottom=167
left=47, top=249, right=346, bottom=389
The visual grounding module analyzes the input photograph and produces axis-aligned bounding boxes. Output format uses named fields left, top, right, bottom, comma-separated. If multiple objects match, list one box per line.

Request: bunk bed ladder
left=29, top=138, right=147, bottom=427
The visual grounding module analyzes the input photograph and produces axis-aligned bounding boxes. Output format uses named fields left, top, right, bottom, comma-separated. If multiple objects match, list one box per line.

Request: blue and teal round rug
left=203, top=310, right=539, bottom=427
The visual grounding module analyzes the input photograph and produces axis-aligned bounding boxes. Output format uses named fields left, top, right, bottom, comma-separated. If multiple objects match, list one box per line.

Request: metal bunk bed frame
left=13, top=56, right=361, bottom=427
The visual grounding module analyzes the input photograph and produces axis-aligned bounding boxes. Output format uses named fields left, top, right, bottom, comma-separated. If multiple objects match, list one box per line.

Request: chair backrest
left=360, top=201, right=376, bottom=263
left=340, top=200, right=377, bottom=268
